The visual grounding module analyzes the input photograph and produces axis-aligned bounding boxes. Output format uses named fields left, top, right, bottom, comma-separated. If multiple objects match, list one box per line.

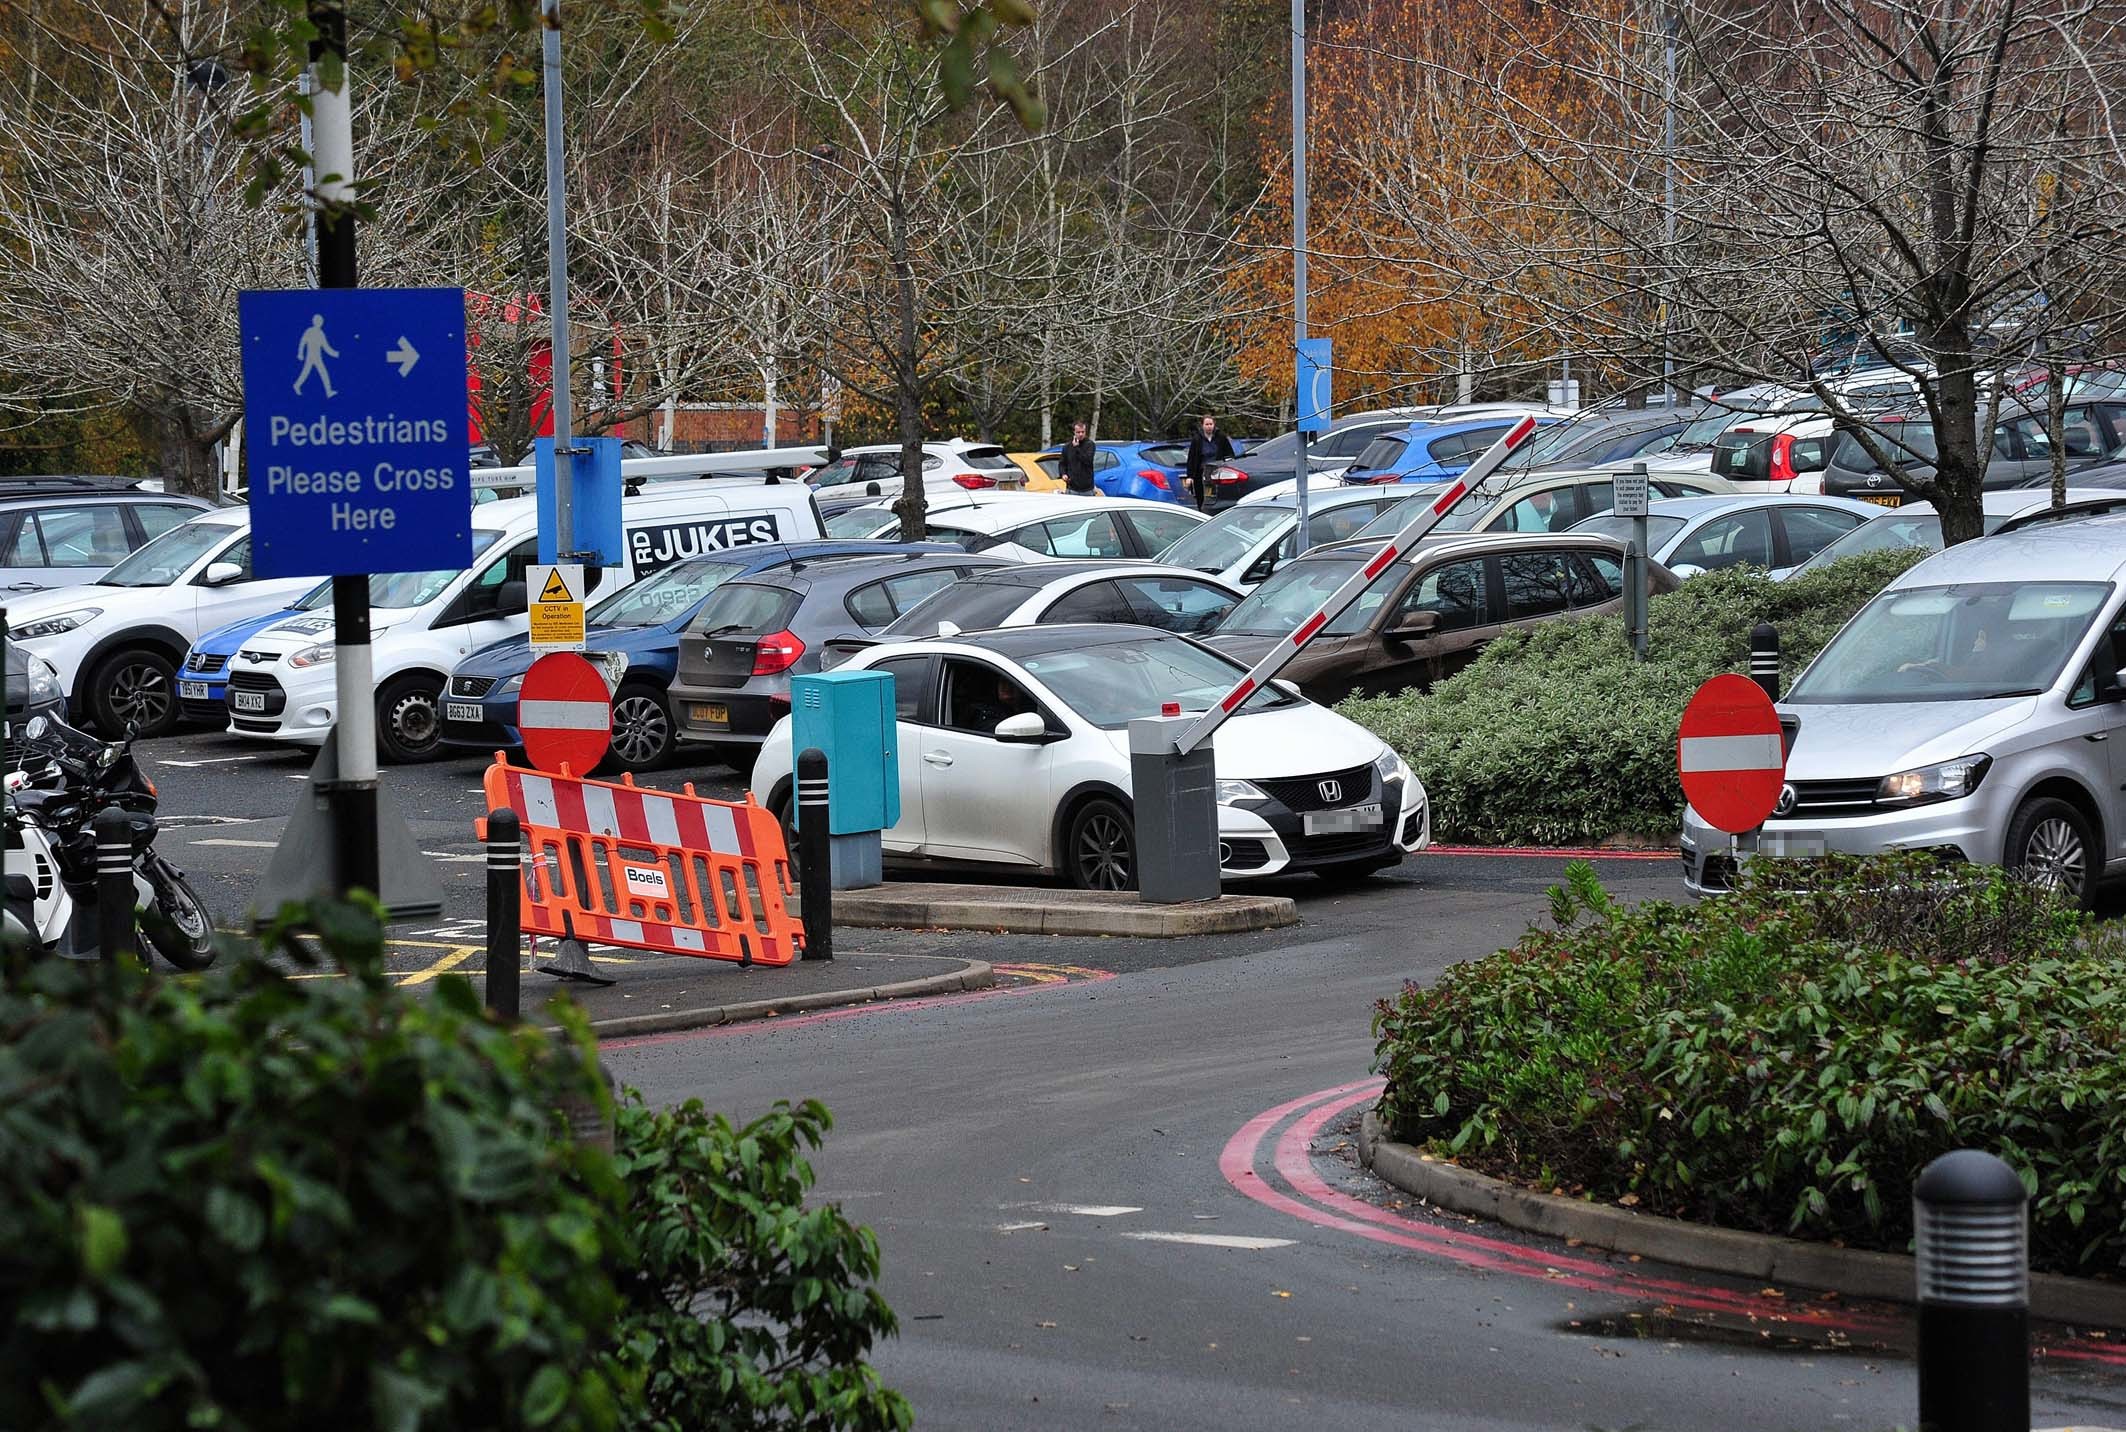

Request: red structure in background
left=464, top=292, right=625, bottom=445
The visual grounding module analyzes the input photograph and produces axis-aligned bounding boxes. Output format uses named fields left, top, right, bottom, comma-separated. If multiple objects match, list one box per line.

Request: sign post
left=1295, top=337, right=1332, bottom=553
left=1614, top=461, right=1651, bottom=660
left=1676, top=674, right=1787, bottom=837
left=526, top=563, right=587, bottom=655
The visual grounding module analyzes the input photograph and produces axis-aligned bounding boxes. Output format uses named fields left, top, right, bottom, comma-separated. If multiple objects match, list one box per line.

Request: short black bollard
left=484, top=807, right=522, bottom=1020
left=1749, top=621, right=1781, bottom=700
left=93, top=806, right=133, bottom=964
left=796, top=747, right=832, bottom=961
left=1915, top=1150, right=2029, bottom=1432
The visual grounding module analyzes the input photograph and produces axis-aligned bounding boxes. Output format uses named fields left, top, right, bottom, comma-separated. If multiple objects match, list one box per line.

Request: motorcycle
left=2, top=713, right=216, bottom=969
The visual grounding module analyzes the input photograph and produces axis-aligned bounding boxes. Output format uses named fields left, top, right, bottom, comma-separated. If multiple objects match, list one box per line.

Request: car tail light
left=1138, top=468, right=1171, bottom=489
left=1768, top=433, right=1797, bottom=488
left=752, top=630, right=806, bottom=675
left=1210, top=465, right=1249, bottom=485
left=952, top=472, right=997, bottom=490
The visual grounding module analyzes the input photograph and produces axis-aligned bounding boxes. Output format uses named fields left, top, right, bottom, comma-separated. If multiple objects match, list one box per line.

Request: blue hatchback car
left=1340, top=415, right=1563, bottom=486
left=439, top=540, right=955, bottom=771
left=178, top=584, right=329, bottom=726
left=1037, top=440, right=1194, bottom=504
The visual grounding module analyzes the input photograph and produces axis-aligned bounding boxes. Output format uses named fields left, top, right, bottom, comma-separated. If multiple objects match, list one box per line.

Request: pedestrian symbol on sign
left=294, top=314, right=338, bottom=398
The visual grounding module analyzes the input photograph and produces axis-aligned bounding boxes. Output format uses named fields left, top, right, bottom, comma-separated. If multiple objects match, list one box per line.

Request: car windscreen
left=1218, top=555, right=1385, bottom=636
left=687, top=582, right=801, bottom=637
left=1573, top=513, right=1687, bottom=548
left=1831, top=423, right=1937, bottom=473
left=1159, top=504, right=1290, bottom=572
left=590, top=557, right=753, bottom=627
left=292, top=529, right=507, bottom=611
left=824, top=504, right=895, bottom=538
left=1789, top=581, right=2109, bottom=703
left=883, top=579, right=1039, bottom=636
left=1247, top=431, right=1300, bottom=461
left=1673, top=409, right=1765, bottom=450
left=1019, top=636, right=1294, bottom=728
left=97, top=519, right=226, bottom=586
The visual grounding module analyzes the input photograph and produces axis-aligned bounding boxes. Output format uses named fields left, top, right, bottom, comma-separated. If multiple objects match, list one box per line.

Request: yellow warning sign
left=526, top=562, right=586, bottom=654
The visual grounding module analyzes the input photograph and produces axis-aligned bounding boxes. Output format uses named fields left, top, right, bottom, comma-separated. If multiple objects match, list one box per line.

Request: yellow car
left=1009, top=451, right=1063, bottom=492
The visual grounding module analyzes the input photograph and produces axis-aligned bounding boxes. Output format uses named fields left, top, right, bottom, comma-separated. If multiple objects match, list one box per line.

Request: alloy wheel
left=1075, top=811, right=1133, bottom=890
left=111, top=662, right=172, bottom=731
left=611, top=693, right=670, bottom=767
left=2022, top=817, right=2087, bottom=894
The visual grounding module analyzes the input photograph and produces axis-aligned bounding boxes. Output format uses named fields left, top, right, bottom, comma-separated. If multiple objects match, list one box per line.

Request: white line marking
left=1678, top=733, right=1784, bottom=772
left=1010, top=1202, right=1143, bottom=1217
left=155, top=755, right=262, bottom=768
left=420, top=850, right=488, bottom=864
left=994, top=1221, right=1050, bottom=1233
left=191, top=838, right=281, bottom=849
left=1118, top=1233, right=1296, bottom=1250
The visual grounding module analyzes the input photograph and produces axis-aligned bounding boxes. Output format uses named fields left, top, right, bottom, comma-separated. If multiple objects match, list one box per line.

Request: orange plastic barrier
left=480, top=756, right=804, bottom=966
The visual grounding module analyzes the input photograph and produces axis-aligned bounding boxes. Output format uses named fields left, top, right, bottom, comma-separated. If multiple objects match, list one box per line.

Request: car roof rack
left=0, top=474, right=157, bottom=492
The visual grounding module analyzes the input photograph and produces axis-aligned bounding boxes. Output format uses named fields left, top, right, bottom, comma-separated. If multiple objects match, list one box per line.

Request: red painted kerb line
left=1421, top=844, right=1672, bottom=861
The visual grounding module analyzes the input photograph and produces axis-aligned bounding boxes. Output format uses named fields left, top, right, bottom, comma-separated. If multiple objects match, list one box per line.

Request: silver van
left=1682, top=514, right=2126, bottom=905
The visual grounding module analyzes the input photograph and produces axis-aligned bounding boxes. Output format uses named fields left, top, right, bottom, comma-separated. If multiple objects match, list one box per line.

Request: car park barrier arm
left=1175, top=416, right=1541, bottom=755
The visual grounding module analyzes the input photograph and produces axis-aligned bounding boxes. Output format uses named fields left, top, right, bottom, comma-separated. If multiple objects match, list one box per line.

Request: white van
left=223, top=479, right=824, bottom=761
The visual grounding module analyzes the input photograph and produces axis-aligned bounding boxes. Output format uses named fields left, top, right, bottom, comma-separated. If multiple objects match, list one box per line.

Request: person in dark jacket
left=1060, top=421, right=1097, bottom=495
left=1183, top=414, right=1236, bottom=509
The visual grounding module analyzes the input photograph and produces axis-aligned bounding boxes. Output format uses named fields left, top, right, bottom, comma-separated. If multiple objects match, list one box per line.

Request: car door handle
left=7, top=583, right=41, bottom=592
left=2087, top=732, right=2109, bottom=742
left=923, top=750, right=954, bottom=768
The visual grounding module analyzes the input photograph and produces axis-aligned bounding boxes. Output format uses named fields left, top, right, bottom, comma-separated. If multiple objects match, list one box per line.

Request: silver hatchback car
left=1682, top=513, right=2126, bottom=905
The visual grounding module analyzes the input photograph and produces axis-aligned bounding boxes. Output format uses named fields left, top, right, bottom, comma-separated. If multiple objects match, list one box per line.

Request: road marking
left=155, top=754, right=262, bottom=768
left=191, top=838, right=281, bottom=849
left=1010, top=1202, right=1142, bottom=1217
left=420, top=850, right=487, bottom=864
left=399, top=945, right=480, bottom=985
left=995, top=1221, right=1050, bottom=1233
left=1119, top=1233, right=1295, bottom=1250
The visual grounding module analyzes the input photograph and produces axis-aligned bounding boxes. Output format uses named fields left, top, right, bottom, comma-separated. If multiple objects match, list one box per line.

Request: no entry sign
left=520, top=652, right=611, bottom=775
left=1677, top=673, right=1787, bottom=835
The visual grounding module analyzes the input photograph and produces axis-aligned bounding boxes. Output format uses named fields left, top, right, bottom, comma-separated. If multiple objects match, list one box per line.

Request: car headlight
left=287, top=643, right=336, bottom=670
left=27, top=657, right=59, bottom=704
left=1877, top=754, right=1991, bottom=807
left=1374, top=748, right=1412, bottom=787
left=10, top=608, right=100, bottom=640
left=1217, top=778, right=1266, bottom=805
left=498, top=672, right=525, bottom=696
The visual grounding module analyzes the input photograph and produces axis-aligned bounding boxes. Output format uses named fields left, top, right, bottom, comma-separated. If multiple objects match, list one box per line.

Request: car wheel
left=605, top=684, right=675, bottom=772
left=769, top=786, right=803, bottom=888
left=89, top=648, right=178, bottom=737
left=1064, top=797, right=1136, bottom=892
left=375, top=675, right=445, bottom=764
left=2005, top=796, right=2098, bottom=908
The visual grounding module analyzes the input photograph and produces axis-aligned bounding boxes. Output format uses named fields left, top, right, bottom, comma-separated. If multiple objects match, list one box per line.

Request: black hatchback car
left=669, top=552, right=1011, bottom=758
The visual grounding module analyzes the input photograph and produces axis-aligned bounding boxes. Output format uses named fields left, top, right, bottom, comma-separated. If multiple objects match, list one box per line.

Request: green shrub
left=1339, top=549, right=1926, bottom=845
left=1371, top=855, right=2126, bottom=1276
left=0, top=905, right=908, bottom=1431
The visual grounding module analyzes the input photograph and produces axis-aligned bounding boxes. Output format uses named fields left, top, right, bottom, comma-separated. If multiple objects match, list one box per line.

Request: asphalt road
left=135, top=726, right=2126, bottom=1429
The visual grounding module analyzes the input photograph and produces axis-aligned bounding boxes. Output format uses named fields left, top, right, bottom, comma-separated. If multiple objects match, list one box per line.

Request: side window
left=857, top=456, right=899, bottom=483
left=1395, top=559, right=1489, bottom=631
left=1307, top=503, right=1385, bottom=545
left=872, top=655, right=932, bottom=722
left=1671, top=511, right=1774, bottom=570
left=1569, top=554, right=1620, bottom=605
left=133, top=503, right=199, bottom=540
left=925, top=526, right=986, bottom=553
left=451, top=537, right=537, bottom=617
left=1035, top=511, right=1125, bottom=558
left=208, top=536, right=255, bottom=582
left=1498, top=489, right=1575, bottom=533
left=22, top=507, right=130, bottom=568
left=844, top=580, right=899, bottom=629
left=1094, top=450, right=1121, bottom=471
left=1425, top=432, right=1472, bottom=466
left=1, top=515, right=43, bottom=566
left=2060, top=406, right=2108, bottom=459
left=1323, top=424, right=1386, bottom=458
left=1498, top=551, right=1576, bottom=619
left=2008, top=415, right=2053, bottom=462
left=1116, top=577, right=1236, bottom=634
left=1576, top=482, right=1615, bottom=521
left=1046, top=580, right=1135, bottom=625
left=939, top=658, right=1039, bottom=735
left=1121, top=508, right=1201, bottom=555
left=881, top=569, right=958, bottom=618
left=1778, top=506, right=1867, bottom=565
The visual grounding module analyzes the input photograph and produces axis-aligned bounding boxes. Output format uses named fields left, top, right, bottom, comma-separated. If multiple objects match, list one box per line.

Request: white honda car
left=750, top=624, right=1428, bottom=887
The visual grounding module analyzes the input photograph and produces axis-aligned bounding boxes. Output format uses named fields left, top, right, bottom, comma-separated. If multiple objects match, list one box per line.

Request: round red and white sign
left=519, top=652, right=611, bottom=775
left=1676, top=673, right=1787, bottom=835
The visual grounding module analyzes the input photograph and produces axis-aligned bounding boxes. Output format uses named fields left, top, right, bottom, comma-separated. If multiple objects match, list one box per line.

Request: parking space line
left=191, top=838, right=281, bottom=849
left=1119, top=1232, right=1295, bottom=1250
left=399, top=945, right=481, bottom=985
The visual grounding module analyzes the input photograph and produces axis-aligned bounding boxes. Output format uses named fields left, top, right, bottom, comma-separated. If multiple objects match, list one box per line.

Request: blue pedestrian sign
left=238, top=287, right=472, bottom=579
left=1297, top=337, right=1332, bottom=433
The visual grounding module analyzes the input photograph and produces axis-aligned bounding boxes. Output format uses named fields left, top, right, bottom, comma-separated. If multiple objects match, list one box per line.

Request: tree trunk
left=762, top=359, right=779, bottom=447
left=151, top=412, right=222, bottom=500
left=889, top=203, right=927, bottom=543
left=2048, top=364, right=2068, bottom=508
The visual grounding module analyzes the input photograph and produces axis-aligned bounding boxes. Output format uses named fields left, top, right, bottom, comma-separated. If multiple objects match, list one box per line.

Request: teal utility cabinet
left=790, top=669, right=898, bottom=888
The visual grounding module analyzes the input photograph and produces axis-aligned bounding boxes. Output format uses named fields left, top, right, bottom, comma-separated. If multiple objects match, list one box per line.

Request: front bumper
left=1218, top=773, right=1429, bottom=878
left=442, top=690, right=522, bottom=754
left=1679, top=797, right=1997, bottom=896
left=225, top=665, right=335, bottom=746
left=177, top=673, right=229, bottom=726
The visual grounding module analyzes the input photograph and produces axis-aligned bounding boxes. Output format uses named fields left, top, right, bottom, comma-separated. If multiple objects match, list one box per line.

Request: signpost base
left=1129, top=715, right=1220, bottom=904
left=249, top=737, right=444, bottom=923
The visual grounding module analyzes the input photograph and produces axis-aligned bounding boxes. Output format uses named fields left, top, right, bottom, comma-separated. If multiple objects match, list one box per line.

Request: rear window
left=1349, top=436, right=1407, bottom=473
left=688, top=583, right=800, bottom=636
left=962, top=447, right=1018, bottom=470
left=1832, top=423, right=1937, bottom=473
left=1141, top=444, right=1187, bottom=466
left=1711, top=431, right=1771, bottom=481
left=884, top=579, right=1040, bottom=636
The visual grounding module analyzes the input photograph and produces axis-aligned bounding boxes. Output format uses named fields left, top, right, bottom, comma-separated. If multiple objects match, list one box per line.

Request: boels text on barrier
left=238, top=286, right=473, bottom=578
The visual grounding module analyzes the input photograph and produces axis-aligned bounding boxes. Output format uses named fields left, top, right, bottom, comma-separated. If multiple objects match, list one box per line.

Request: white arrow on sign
left=385, top=336, right=420, bottom=377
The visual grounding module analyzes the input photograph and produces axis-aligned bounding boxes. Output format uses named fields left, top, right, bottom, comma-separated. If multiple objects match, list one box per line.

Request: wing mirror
left=993, top=712, right=1049, bottom=743
left=201, top=561, right=243, bottom=586
left=497, top=578, right=528, bottom=613
left=1271, top=678, right=1303, bottom=698
left=1386, top=609, right=1441, bottom=642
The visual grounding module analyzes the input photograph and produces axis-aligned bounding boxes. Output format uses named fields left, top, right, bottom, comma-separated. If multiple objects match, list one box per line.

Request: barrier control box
left=790, top=669, right=900, bottom=835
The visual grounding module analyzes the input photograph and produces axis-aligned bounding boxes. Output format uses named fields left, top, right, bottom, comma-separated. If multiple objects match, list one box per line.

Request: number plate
left=1858, top=493, right=1902, bottom=507
left=1751, top=830, right=1827, bottom=858
left=231, top=690, right=266, bottom=713
left=690, top=703, right=730, bottom=727
left=1304, top=802, right=1384, bottom=835
left=178, top=681, right=210, bottom=701
left=446, top=701, right=485, bottom=724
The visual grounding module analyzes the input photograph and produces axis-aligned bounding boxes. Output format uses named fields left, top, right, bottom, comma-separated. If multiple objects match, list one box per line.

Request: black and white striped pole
left=796, top=747, right=832, bottom=961
left=94, top=806, right=133, bottom=965
left=1749, top=622, right=1781, bottom=700
left=483, top=807, right=521, bottom=1019
left=1914, top=1150, right=2029, bottom=1432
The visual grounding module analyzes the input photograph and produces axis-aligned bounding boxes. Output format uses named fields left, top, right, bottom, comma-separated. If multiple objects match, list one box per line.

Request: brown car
left=1207, top=532, right=1676, bottom=704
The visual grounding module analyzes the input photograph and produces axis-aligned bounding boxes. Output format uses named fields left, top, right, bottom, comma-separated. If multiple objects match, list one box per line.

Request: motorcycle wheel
left=141, top=859, right=217, bottom=970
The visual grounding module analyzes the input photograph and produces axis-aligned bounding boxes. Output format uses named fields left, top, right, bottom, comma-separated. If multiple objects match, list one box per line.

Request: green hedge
left=1338, top=550, right=1926, bottom=845
left=1372, top=856, right=2126, bottom=1277
left=0, top=905, right=908, bottom=1431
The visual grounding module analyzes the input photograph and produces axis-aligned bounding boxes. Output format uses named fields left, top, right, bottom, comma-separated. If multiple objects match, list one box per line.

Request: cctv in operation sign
left=237, top=287, right=473, bottom=579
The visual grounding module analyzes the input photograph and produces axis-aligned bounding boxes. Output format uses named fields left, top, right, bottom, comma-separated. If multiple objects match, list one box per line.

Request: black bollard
left=796, top=747, right=832, bottom=961
left=484, top=807, right=522, bottom=1019
left=93, top=806, right=133, bottom=964
left=1915, top=1150, right=2029, bottom=1432
left=1749, top=621, right=1781, bottom=700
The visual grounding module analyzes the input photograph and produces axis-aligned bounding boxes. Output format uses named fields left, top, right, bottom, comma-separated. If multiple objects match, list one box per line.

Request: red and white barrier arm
left=1174, top=415, right=1541, bottom=755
